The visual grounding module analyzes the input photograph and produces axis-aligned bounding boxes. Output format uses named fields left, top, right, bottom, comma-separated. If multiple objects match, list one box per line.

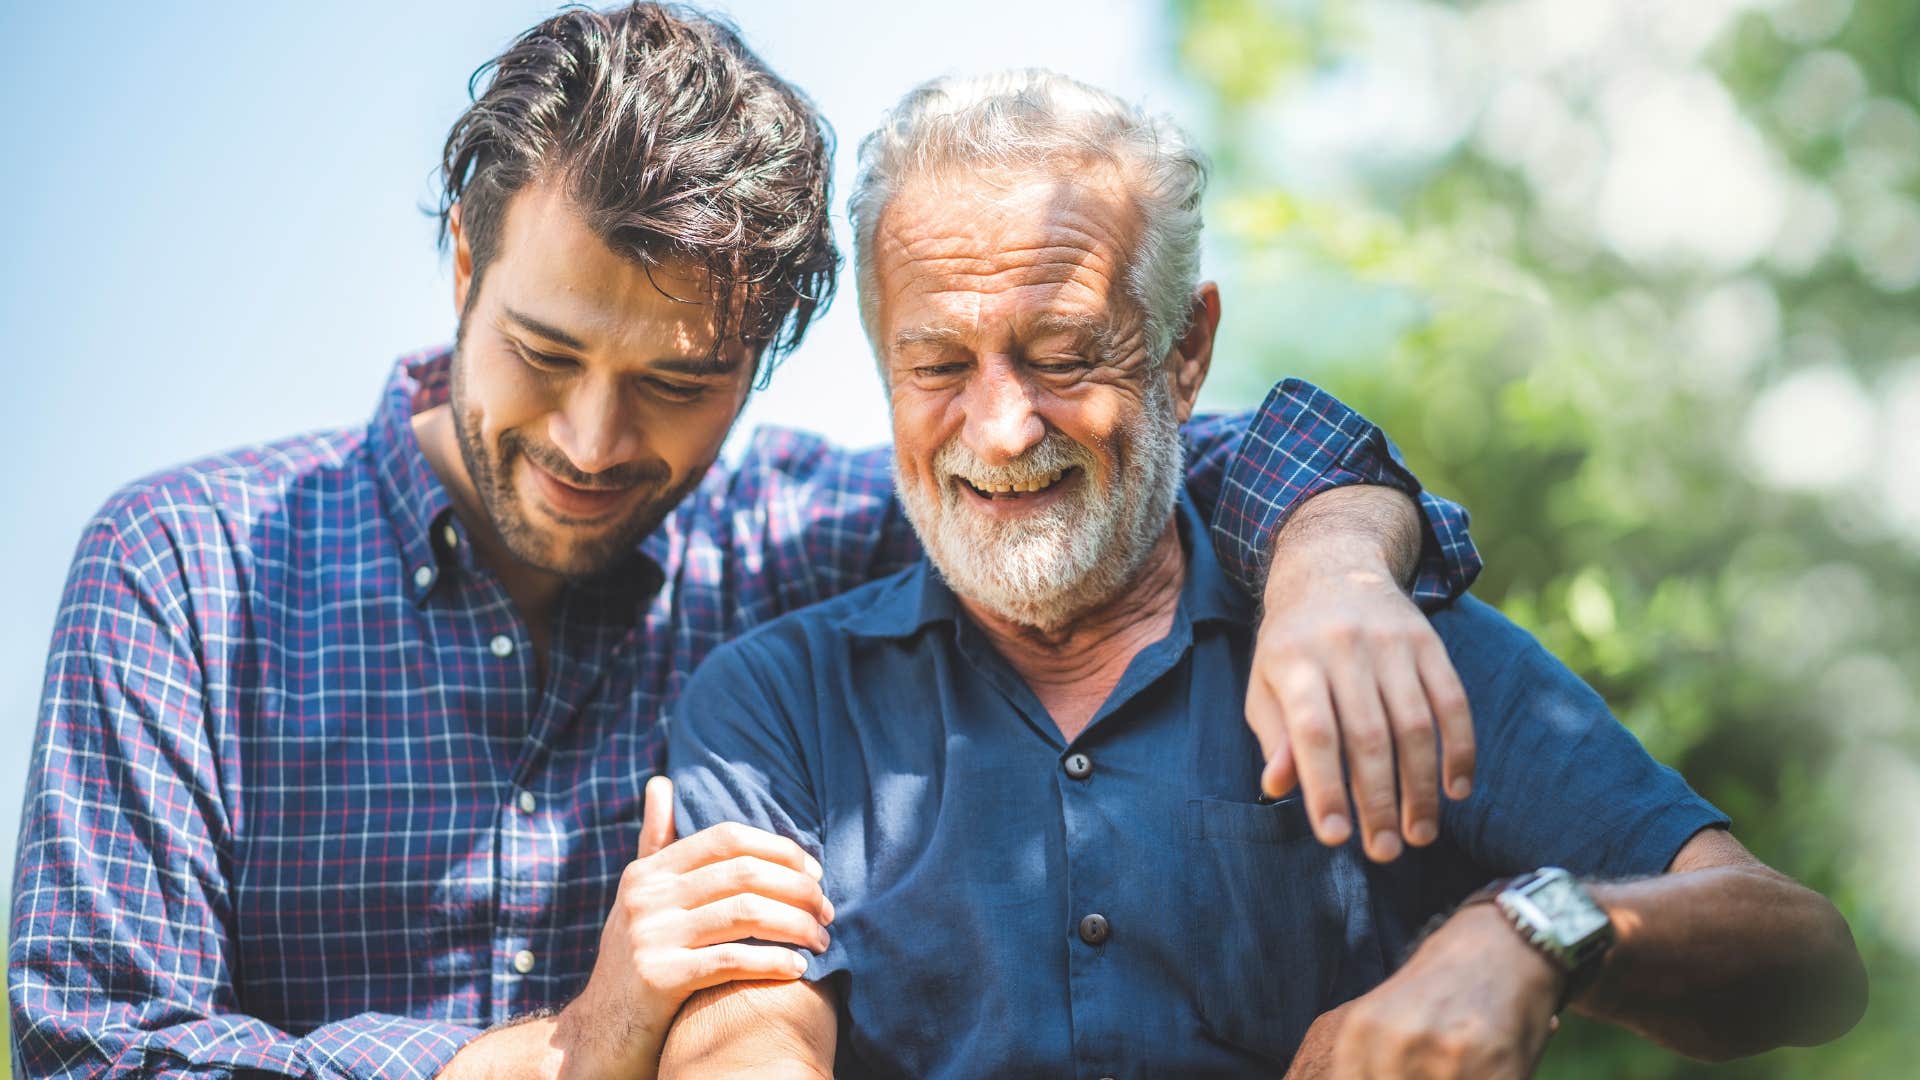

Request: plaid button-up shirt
left=10, top=348, right=1477, bottom=1079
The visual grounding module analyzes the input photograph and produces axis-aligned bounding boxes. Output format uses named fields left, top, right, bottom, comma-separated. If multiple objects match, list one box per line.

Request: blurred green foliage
left=1171, top=0, right=1920, bottom=1076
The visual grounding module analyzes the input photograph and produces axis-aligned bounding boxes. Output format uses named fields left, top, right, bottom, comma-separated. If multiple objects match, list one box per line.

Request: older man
left=660, top=71, right=1867, bottom=1077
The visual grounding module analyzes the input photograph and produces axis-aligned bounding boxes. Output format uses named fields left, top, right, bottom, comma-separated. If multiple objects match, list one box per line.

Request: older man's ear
left=1166, top=282, right=1222, bottom=423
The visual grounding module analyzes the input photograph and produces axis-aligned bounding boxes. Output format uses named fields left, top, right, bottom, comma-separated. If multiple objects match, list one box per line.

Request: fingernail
left=1407, top=820, right=1437, bottom=846
left=1372, top=831, right=1403, bottom=861
left=791, top=950, right=809, bottom=975
left=805, top=854, right=824, bottom=880
left=1320, top=814, right=1351, bottom=844
left=822, top=897, right=836, bottom=925
left=818, top=929, right=832, bottom=951
left=1449, top=777, right=1472, bottom=800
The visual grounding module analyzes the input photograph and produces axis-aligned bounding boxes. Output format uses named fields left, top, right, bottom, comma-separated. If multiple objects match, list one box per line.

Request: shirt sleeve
left=8, top=508, right=478, bottom=1080
left=1196, top=378, right=1482, bottom=610
left=666, top=633, right=846, bottom=983
left=704, top=378, right=1479, bottom=631
left=1433, top=599, right=1729, bottom=880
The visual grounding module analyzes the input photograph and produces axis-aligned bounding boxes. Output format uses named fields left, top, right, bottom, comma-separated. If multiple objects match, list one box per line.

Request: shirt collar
left=365, top=345, right=666, bottom=609
left=845, top=491, right=1250, bottom=640
left=367, top=347, right=462, bottom=603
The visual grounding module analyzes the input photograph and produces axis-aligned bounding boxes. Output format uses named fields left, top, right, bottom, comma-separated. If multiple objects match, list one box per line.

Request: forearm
left=1270, top=485, right=1421, bottom=592
left=1578, top=863, right=1867, bottom=1059
left=435, top=1014, right=571, bottom=1080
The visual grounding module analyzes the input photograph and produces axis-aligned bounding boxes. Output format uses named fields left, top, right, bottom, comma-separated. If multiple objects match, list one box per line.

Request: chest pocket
left=1182, top=795, right=1385, bottom=1069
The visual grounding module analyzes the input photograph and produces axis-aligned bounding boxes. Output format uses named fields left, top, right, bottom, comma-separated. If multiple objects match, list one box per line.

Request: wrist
left=1264, top=541, right=1402, bottom=602
left=1437, top=903, right=1568, bottom=1001
left=553, top=997, right=663, bottom=1080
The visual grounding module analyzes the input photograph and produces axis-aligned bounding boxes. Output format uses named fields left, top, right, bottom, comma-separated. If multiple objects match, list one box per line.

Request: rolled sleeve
left=1209, top=378, right=1482, bottom=610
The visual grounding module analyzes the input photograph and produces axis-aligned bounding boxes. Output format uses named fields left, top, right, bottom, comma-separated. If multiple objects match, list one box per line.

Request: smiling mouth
left=527, top=461, right=645, bottom=521
left=958, top=467, right=1076, bottom=500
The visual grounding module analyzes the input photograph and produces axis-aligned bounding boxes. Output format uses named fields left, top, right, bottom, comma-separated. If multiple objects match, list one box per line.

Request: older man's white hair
left=849, top=68, right=1210, bottom=362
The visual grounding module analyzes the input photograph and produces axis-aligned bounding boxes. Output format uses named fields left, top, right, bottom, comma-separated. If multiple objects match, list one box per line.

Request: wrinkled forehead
left=871, top=165, right=1146, bottom=340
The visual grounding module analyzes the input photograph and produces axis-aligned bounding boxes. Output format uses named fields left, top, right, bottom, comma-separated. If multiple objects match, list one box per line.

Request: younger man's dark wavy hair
left=437, top=3, right=837, bottom=379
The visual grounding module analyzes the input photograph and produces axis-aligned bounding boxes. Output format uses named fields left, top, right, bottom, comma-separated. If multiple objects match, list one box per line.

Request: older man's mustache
left=934, top=435, right=1097, bottom=499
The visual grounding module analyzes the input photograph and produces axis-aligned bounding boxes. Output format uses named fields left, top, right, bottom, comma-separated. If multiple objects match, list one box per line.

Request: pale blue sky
left=0, top=2, right=1208, bottom=883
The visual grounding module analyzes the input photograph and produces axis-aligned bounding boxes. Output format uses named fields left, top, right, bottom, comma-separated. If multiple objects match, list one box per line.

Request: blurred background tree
left=1170, top=0, right=1918, bottom=1075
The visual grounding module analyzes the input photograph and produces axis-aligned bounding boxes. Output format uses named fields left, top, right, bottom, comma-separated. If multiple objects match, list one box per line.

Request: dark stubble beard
left=449, top=346, right=701, bottom=581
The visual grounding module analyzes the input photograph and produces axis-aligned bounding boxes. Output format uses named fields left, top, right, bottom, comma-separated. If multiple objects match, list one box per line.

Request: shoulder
left=73, top=427, right=371, bottom=582
left=688, top=565, right=924, bottom=691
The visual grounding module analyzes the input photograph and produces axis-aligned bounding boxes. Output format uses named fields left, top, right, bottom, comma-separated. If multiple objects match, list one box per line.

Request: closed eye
left=512, top=342, right=578, bottom=374
left=913, top=362, right=969, bottom=378
left=1032, top=359, right=1093, bottom=374
left=644, top=378, right=708, bottom=403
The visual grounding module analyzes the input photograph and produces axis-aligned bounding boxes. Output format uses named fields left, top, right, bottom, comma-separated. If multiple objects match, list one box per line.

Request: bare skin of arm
left=657, top=980, right=839, bottom=1079
left=1294, top=827, right=1868, bottom=1078
left=1253, top=484, right=1477, bottom=864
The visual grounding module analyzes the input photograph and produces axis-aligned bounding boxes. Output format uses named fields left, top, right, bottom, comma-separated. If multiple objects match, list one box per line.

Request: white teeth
left=969, top=468, right=1066, bottom=496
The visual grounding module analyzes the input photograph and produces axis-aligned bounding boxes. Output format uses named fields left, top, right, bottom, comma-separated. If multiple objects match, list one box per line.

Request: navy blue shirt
left=670, top=499, right=1725, bottom=1078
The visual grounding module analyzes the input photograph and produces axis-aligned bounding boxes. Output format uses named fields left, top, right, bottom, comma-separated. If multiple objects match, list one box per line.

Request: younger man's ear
left=449, top=202, right=475, bottom=315
left=1166, top=283, right=1221, bottom=424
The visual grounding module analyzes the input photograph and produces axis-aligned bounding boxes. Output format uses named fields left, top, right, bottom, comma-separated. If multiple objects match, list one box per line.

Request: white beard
left=894, top=382, right=1185, bottom=632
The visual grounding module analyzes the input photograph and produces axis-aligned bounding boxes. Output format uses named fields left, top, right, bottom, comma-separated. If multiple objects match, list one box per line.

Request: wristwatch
left=1488, top=867, right=1614, bottom=1008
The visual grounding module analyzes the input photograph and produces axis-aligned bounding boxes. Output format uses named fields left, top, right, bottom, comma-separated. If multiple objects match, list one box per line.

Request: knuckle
left=1292, top=718, right=1338, bottom=752
left=719, top=893, right=755, bottom=926
left=633, top=952, right=674, bottom=993
left=724, top=857, right=758, bottom=890
left=1366, top=625, right=1404, bottom=652
left=1348, top=726, right=1390, bottom=758
left=1391, top=708, right=1436, bottom=738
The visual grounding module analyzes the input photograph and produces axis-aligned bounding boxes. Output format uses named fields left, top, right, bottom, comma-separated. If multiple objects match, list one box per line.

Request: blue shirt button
left=1063, top=752, right=1093, bottom=780
left=1078, top=913, right=1110, bottom=945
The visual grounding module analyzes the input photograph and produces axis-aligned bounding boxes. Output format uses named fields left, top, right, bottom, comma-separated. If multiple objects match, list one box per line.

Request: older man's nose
left=963, top=360, right=1045, bottom=464
left=549, top=379, right=642, bottom=477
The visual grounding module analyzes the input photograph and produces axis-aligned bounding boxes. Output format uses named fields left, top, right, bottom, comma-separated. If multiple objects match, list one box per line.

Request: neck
left=957, top=516, right=1185, bottom=742
left=411, top=405, right=565, bottom=647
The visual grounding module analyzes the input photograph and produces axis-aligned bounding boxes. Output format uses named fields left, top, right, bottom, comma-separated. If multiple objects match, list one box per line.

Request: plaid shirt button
left=490, top=635, right=515, bottom=658
left=412, top=565, right=435, bottom=589
left=512, top=950, right=537, bottom=974
left=517, top=791, right=537, bottom=814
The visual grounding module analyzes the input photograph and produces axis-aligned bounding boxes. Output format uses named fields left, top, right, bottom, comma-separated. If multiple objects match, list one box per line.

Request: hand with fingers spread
left=1249, top=517, right=1476, bottom=864
left=436, top=776, right=832, bottom=1080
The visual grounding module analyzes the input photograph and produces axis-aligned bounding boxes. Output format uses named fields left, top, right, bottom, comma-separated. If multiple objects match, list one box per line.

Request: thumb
left=1261, top=738, right=1298, bottom=801
left=638, top=775, right=676, bottom=858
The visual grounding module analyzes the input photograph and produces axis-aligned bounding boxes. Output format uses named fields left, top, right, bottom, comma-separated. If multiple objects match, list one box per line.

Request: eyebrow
left=892, top=325, right=967, bottom=351
left=504, top=306, right=743, bottom=376
left=1027, top=313, right=1116, bottom=352
left=503, top=307, right=589, bottom=351
left=891, top=314, right=1117, bottom=353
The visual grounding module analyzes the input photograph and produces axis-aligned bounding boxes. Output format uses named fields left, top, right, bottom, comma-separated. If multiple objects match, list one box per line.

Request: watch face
left=1527, top=877, right=1611, bottom=946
